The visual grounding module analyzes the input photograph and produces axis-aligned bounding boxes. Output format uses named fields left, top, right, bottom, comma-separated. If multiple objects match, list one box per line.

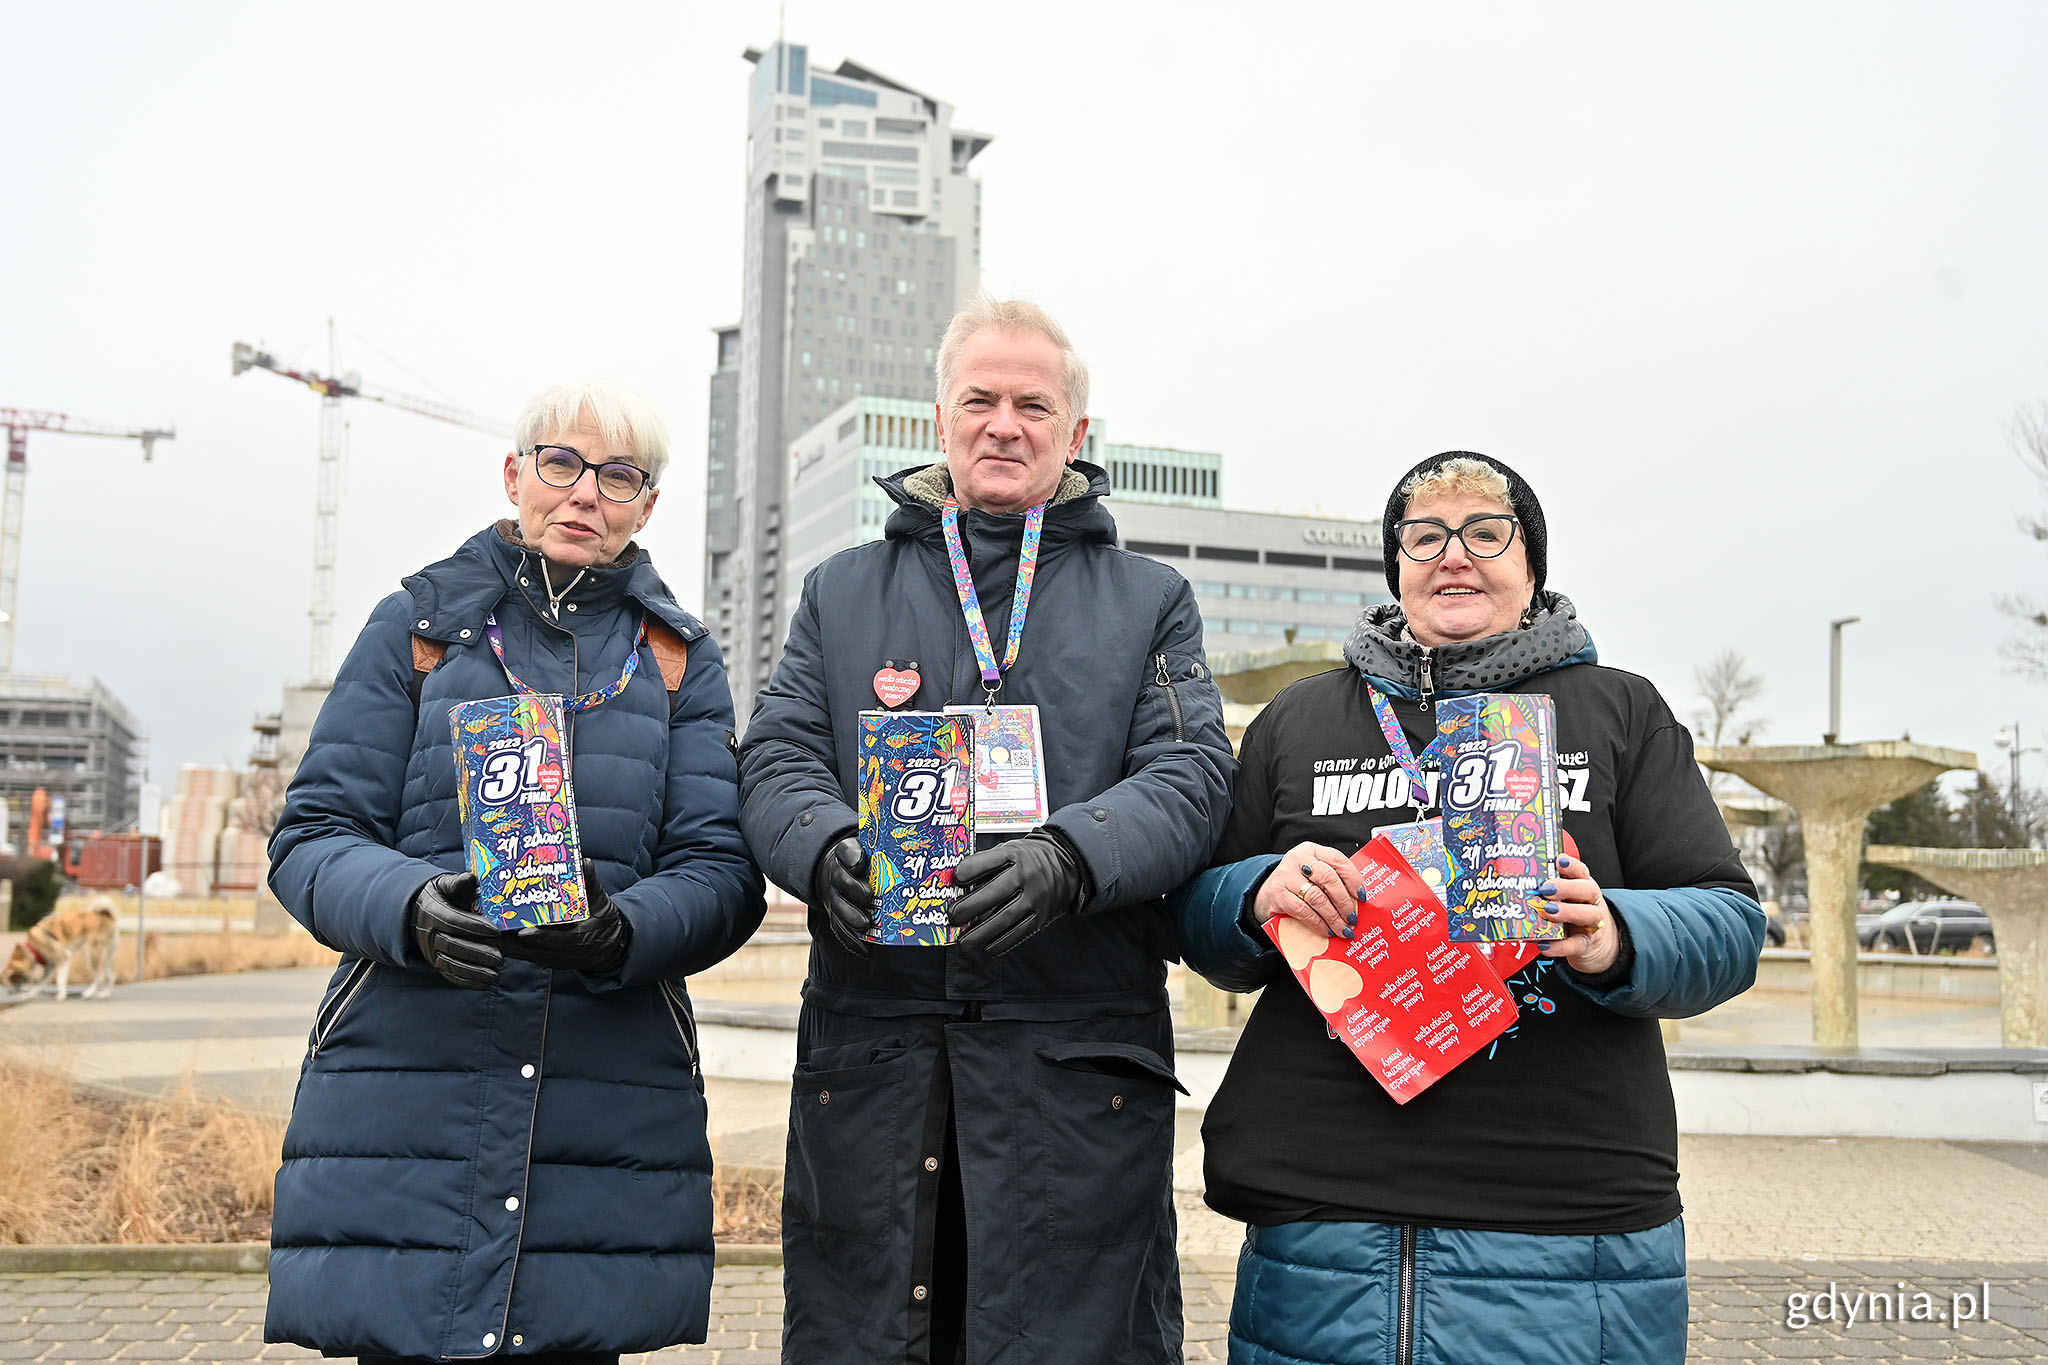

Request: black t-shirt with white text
left=1200, top=663, right=1754, bottom=1235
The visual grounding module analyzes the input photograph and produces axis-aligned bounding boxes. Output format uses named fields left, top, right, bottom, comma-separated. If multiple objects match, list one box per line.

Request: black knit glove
left=409, top=872, right=502, bottom=990
left=948, top=831, right=1089, bottom=957
left=502, top=859, right=634, bottom=975
left=812, top=836, right=876, bottom=957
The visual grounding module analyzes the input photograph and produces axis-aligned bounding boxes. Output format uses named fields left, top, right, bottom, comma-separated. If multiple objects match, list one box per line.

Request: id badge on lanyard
left=940, top=499, right=1052, bottom=831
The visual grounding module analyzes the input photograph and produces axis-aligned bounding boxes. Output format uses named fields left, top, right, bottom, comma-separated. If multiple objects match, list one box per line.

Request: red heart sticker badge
left=1503, top=768, right=1541, bottom=805
left=872, top=666, right=921, bottom=708
left=536, top=761, right=563, bottom=796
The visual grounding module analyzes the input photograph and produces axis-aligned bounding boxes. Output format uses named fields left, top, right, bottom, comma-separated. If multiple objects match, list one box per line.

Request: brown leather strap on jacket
left=645, top=619, right=689, bottom=695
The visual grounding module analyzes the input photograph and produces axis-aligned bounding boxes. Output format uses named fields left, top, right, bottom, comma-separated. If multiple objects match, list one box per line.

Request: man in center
left=740, top=298, right=1236, bottom=1363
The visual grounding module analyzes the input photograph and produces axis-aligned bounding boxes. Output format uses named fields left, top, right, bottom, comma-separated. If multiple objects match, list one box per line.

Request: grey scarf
left=1342, top=591, right=1592, bottom=695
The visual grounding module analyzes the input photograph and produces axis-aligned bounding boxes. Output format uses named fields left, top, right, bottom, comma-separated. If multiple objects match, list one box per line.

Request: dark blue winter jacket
left=265, top=524, right=763, bottom=1359
left=739, top=461, right=1236, bottom=1362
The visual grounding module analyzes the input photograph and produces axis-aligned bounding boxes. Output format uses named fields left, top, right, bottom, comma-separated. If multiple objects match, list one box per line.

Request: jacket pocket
left=1140, top=650, right=1208, bottom=745
left=787, top=1052, right=908, bottom=1243
left=657, top=979, right=700, bottom=1075
left=306, top=959, right=374, bottom=1064
left=1033, top=1040, right=1185, bottom=1248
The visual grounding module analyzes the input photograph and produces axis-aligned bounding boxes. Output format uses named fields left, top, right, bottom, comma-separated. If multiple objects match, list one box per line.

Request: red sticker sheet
left=1264, top=834, right=1516, bottom=1104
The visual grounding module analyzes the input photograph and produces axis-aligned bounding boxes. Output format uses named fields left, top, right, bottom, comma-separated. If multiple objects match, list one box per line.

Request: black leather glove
left=409, top=872, right=502, bottom=990
left=501, top=859, right=633, bottom=975
left=947, top=831, right=1089, bottom=957
left=812, top=836, right=875, bottom=957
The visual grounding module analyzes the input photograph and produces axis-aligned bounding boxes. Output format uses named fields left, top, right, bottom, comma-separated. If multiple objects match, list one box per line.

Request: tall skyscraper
left=706, top=42, right=992, bottom=712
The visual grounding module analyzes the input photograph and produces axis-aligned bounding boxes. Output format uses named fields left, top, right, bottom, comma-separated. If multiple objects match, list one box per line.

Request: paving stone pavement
left=5, top=1257, right=2047, bottom=1361
left=8, top=968, right=2048, bottom=1359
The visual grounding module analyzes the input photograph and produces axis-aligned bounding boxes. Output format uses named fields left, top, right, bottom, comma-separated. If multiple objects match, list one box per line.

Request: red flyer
left=1264, top=834, right=1517, bottom=1104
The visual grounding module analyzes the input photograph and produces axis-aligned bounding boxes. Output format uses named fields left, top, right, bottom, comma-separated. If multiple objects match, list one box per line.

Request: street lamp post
left=1824, top=615, right=1860, bottom=746
left=1994, top=723, right=2042, bottom=839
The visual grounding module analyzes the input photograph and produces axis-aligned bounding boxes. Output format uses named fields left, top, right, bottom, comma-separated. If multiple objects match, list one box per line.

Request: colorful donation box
left=450, top=694, right=590, bottom=930
left=1436, top=693, right=1564, bottom=942
left=857, top=710, right=976, bottom=946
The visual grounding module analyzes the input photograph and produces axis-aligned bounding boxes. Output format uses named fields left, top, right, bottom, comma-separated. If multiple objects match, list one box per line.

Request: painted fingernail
left=1557, top=854, right=1572, bottom=869
left=1347, top=910, right=1358, bottom=930
left=1342, top=927, right=1355, bottom=940
left=1536, top=882, right=1558, bottom=898
left=1355, top=887, right=1369, bottom=901
left=1538, top=902, right=1559, bottom=916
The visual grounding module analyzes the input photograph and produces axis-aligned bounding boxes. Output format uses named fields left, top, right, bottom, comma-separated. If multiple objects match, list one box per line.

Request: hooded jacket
left=741, top=460, right=1236, bottom=1009
left=739, top=460, right=1235, bottom=1363
left=265, top=524, right=764, bottom=1359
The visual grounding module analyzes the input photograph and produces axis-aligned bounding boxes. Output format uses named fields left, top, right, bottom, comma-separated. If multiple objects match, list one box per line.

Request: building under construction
left=0, top=673, right=144, bottom=838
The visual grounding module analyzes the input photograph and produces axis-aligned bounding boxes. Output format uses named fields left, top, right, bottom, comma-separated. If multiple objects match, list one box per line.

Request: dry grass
left=711, top=1164, right=783, bottom=1244
left=0, top=1055, right=282, bottom=1245
left=109, top=932, right=339, bottom=986
left=0, top=1050, right=781, bottom=1245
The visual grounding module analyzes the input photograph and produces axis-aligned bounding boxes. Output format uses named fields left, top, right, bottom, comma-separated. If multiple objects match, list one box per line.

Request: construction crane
left=231, top=330, right=511, bottom=683
left=0, top=409, right=173, bottom=674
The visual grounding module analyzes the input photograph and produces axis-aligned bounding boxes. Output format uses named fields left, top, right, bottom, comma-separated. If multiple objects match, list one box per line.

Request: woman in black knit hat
left=1173, top=452, right=1766, bottom=1365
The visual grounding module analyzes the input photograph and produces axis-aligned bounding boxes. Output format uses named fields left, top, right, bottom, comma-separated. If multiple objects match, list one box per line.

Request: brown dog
left=3, top=899, right=119, bottom=1000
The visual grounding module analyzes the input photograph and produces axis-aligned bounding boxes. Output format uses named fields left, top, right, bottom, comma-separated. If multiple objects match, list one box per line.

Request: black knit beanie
left=1381, top=451, right=1547, bottom=602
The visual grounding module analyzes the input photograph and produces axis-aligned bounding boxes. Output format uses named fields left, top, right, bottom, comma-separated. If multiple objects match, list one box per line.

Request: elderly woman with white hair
left=1175, top=451, right=1765, bottom=1365
left=264, top=379, right=763, bottom=1364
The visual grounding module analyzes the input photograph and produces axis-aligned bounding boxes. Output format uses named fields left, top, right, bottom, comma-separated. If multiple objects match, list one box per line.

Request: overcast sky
left=5, top=1, right=2047, bottom=809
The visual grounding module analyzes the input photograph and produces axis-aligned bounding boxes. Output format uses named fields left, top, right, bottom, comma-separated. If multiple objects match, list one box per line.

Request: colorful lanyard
left=485, top=614, right=645, bottom=713
left=940, top=498, right=1045, bottom=695
left=1368, top=685, right=1447, bottom=810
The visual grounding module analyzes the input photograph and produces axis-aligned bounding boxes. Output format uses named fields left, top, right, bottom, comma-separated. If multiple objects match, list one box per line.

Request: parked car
left=1856, top=900, right=1995, bottom=955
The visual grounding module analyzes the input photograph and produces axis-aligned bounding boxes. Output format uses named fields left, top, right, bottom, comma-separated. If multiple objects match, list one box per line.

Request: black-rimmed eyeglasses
left=1392, top=514, right=1520, bottom=562
left=529, top=445, right=653, bottom=502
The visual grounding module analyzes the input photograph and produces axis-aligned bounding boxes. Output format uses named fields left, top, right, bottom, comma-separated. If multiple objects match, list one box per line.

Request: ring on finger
left=1582, top=919, right=1604, bottom=936
left=1297, top=881, right=1316, bottom=903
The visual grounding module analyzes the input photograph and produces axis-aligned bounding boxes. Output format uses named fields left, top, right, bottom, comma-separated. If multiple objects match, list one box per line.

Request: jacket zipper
left=1397, top=1222, right=1417, bottom=1365
left=658, top=979, right=701, bottom=1075
left=522, top=551, right=585, bottom=770
left=308, top=959, right=373, bottom=1061
left=1412, top=646, right=1440, bottom=817
left=1154, top=653, right=1185, bottom=742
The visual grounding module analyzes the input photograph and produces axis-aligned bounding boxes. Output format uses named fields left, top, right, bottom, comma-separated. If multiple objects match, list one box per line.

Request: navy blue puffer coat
left=265, top=525, right=764, bottom=1359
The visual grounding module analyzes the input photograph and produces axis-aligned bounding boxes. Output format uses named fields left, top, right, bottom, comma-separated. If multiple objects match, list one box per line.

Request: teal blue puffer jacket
left=265, top=525, right=763, bottom=1359
left=1231, top=1218, right=1688, bottom=1365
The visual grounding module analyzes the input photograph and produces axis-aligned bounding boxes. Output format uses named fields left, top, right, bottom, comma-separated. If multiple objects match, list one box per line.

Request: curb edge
left=0, top=1243, right=786, bottom=1273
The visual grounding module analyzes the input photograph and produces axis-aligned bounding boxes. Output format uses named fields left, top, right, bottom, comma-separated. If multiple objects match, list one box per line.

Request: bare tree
left=1758, top=822, right=1805, bottom=905
left=2001, top=401, right=2048, bottom=681
left=1693, top=649, right=1766, bottom=748
left=238, top=766, right=288, bottom=840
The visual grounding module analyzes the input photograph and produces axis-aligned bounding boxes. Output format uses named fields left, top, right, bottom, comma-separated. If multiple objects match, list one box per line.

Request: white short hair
left=1399, top=456, right=1510, bottom=512
left=934, top=298, right=1090, bottom=432
left=514, top=379, right=670, bottom=485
